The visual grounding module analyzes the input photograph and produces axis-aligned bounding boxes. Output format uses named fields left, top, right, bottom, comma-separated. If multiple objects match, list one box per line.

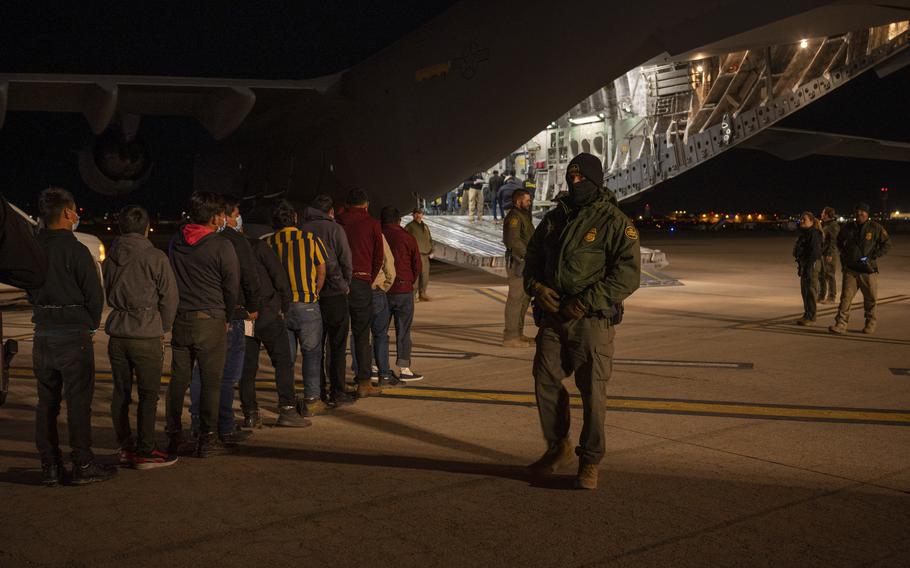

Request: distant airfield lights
left=799, top=38, right=809, bottom=49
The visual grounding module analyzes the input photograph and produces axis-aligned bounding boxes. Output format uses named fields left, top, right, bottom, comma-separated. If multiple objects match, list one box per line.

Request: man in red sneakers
left=104, top=205, right=179, bottom=469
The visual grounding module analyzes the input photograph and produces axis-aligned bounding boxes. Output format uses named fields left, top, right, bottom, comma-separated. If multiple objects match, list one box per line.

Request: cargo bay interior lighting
left=568, top=115, right=603, bottom=125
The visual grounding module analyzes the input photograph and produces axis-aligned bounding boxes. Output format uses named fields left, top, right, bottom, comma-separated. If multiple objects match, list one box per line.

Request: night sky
left=0, top=3, right=907, bottom=217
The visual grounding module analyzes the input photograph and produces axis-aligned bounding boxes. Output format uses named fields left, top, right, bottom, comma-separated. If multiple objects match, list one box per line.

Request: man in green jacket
left=404, top=208, right=434, bottom=301
left=524, top=153, right=641, bottom=490
left=818, top=206, right=840, bottom=304
left=829, top=203, right=891, bottom=335
left=502, top=188, right=535, bottom=347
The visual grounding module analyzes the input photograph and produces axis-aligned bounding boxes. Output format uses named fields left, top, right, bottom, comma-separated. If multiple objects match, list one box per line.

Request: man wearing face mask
left=524, top=153, right=641, bottom=490
left=188, top=195, right=263, bottom=444
left=28, top=187, right=114, bottom=486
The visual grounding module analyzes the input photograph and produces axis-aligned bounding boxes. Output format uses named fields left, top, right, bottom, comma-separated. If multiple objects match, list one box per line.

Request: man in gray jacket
left=300, top=195, right=355, bottom=407
left=104, top=205, right=179, bottom=469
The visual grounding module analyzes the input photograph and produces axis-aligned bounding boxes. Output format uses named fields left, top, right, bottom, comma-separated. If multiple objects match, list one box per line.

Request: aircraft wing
left=0, top=73, right=338, bottom=140
left=738, top=126, right=910, bottom=162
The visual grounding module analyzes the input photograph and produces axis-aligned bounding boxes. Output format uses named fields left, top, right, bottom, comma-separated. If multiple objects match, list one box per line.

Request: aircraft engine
left=78, top=128, right=153, bottom=196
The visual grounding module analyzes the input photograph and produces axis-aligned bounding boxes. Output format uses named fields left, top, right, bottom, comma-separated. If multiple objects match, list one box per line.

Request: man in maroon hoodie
left=335, top=189, right=383, bottom=397
left=380, top=207, right=424, bottom=382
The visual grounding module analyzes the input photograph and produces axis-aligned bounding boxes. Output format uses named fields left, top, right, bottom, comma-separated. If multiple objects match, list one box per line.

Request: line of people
left=27, top=186, right=428, bottom=486
left=792, top=203, right=891, bottom=332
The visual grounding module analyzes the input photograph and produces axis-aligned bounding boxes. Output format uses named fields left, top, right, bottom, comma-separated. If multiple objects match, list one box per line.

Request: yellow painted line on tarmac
left=9, top=370, right=910, bottom=426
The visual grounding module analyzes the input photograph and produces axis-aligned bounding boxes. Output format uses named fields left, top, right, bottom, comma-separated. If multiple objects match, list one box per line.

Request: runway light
left=799, top=39, right=809, bottom=49
left=568, top=115, right=603, bottom=125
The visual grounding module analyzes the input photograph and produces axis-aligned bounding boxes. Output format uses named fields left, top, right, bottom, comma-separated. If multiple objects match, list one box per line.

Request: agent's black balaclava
left=565, top=153, right=604, bottom=208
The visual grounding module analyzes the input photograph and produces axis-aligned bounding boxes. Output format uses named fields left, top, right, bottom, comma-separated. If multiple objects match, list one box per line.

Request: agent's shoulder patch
left=866, top=232, right=873, bottom=240
left=584, top=227, right=597, bottom=242
left=509, top=216, right=519, bottom=228
left=624, top=226, right=639, bottom=240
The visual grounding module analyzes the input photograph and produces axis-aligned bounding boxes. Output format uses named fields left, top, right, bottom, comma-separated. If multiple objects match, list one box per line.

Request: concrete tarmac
left=1, top=231, right=908, bottom=567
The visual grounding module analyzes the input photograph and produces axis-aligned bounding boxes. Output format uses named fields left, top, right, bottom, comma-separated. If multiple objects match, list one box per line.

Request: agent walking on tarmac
left=502, top=188, right=535, bottom=347
left=104, top=205, right=179, bottom=469
left=793, top=212, right=823, bottom=326
left=818, top=206, right=840, bottom=304
left=405, top=208, right=434, bottom=302
left=28, top=187, right=115, bottom=486
left=524, top=153, right=641, bottom=490
left=829, top=203, right=892, bottom=335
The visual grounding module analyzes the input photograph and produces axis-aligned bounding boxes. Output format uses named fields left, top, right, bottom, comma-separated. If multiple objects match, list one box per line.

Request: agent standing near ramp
left=524, top=153, right=641, bottom=490
left=502, top=188, right=535, bottom=347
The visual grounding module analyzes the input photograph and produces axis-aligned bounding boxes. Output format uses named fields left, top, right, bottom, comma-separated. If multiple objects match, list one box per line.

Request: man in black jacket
left=238, top=218, right=310, bottom=428
left=166, top=192, right=240, bottom=458
left=28, top=187, right=115, bottom=486
left=188, top=195, right=261, bottom=446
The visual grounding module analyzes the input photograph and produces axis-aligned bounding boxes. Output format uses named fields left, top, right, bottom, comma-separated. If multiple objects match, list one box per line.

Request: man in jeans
left=167, top=191, right=240, bottom=458
left=189, top=195, right=261, bottom=446
left=380, top=207, right=424, bottom=382
left=28, top=187, right=115, bottom=486
left=350, top=231, right=399, bottom=386
left=238, top=214, right=309, bottom=428
left=267, top=200, right=327, bottom=419
left=336, top=189, right=384, bottom=397
left=104, top=205, right=179, bottom=469
left=300, top=194, right=356, bottom=409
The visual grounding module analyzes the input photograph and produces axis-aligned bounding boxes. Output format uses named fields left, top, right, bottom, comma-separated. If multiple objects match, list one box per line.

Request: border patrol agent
left=829, top=202, right=891, bottom=335
left=502, top=188, right=535, bottom=347
left=524, top=153, right=641, bottom=490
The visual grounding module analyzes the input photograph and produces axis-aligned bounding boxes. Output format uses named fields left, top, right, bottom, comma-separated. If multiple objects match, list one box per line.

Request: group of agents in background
left=792, top=202, right=892, bottom=333
left=24, top=186, right=431, bottom=487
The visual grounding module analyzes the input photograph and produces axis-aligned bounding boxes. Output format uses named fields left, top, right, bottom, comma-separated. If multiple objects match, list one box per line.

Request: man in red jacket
left=335, top=189, right=384, bottom=397
left=380, top=207, right=424, bottom=382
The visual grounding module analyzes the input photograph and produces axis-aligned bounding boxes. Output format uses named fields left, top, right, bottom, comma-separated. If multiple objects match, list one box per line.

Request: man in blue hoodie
left=104, top=205, right=179, bottom=469
left=166, top=192, right=240, bottom=458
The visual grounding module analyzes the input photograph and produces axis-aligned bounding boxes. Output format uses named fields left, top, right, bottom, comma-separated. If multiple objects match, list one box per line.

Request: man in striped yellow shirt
left=267, top=200, right=328, bottom=415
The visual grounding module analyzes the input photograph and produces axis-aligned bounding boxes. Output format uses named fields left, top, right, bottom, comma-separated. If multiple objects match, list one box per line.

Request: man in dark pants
left=524, top=154, right=641, bottom=490
left=300, top=194, right=355, bottom=408
left=167, top=192, right=240, bottom=458
left=189, top=195, right=261, bottom=446
left=818, top=206, right=840, bottom=304
left=502, top=189, right=535, bottom=347
left=489, top=170, right=504, bottom=222
left=104, top=205, right=179, bottom=469
left=238, top=220, right=309, bottom=428
left=336, top=188, right=384, bottom=397
left=380, top=207, right=424, bottom=382
left=28, top=187, right=115, bottom=486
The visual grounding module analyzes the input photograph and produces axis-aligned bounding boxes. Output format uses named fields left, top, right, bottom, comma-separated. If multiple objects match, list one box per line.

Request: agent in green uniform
left=404, top=208, right=434, bottom=301
left=523, top=153, right=641, bottom=490
left=818, top=206, right=840, bottom=304
left=829, top=202, right=891, bottom=335
left=502, top=188, right=535, bottom=347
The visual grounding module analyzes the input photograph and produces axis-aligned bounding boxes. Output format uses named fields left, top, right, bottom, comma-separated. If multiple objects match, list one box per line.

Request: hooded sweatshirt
left=382, top=223, right=422, bottom=295
left=169, top=224, right=240, bottom=320
left=220, top=226, right=262, bottom=319
left=28, top=229, right=104, bottom=333
left=300, top=206, right=353, bottom=297
left=103, top=233, right=179, bottom=338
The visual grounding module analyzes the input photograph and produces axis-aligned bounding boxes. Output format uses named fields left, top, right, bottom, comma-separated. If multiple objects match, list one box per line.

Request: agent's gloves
left=533, top=283, right=561, bottom=313
left=560, top=296, right=586, bottom=321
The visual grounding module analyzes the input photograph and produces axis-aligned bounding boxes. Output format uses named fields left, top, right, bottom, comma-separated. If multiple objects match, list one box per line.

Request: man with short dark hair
left=404, top=208, right=434, bottom=302
left=104, top=205, right=179, bottom=469
left=167, top=191, right=240, bottom=458
left=28, top=187, right=114, bottom=485
left=189, top=195, right=262, bottom=444
left=818, top=206, right=840, bottom=304
left=467, top=174, right=484, bottom=222
left=267, top=200, right=328, bottom=423
left=489, top=170, right=504, bottom=222
left=336, top=189, right=384, bottom=397
left=301, top=194, right=355, bottom=409
left=502, top=188, right=535, bottom=347
left=380, top=207, right=424, bottom=382
left=829, top=203, right=891, bottom=335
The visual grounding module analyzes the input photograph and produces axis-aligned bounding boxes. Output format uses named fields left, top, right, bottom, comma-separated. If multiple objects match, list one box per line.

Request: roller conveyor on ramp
left=410, top=215, right=680, bottom=287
